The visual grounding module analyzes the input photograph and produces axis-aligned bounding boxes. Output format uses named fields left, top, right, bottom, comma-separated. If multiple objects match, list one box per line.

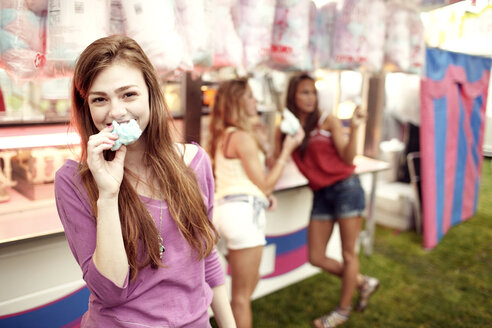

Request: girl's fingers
left=87, top=136, right=115, bottom=165
left=92, top=142, right=114, bottom=153
left=88, top=135, right=116, bottom=147
left=92, top=132, right=119, bottom=141
left=112, top=145, right=127, bottom=164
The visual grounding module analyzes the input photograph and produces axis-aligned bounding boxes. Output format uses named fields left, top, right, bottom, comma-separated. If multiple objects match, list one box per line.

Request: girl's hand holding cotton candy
left=280, top=108, right=301, bottom=136
left=86, top=125, right=125, bottom=198
left=111, top=119, right=142, bottom=151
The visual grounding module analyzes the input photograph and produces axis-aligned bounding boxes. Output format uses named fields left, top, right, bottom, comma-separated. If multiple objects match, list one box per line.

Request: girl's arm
left=92, top=196, right=128, bottom=287
left=210, top=284, right=237, bottom=328
left=323, top=108, right=366, bottom=165
left=231, top=129, right=303, bottom=196
left=87, top=127, right=129, bottom=287
left=55, top=162, right=131, bottom=305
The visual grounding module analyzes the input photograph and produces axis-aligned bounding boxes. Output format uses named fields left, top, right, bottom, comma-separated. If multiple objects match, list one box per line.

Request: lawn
left=213, top=157, right=492, bottom=327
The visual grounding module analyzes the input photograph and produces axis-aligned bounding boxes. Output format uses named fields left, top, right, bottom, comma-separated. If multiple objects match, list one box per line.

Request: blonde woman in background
left=208, top=78, right=304, bottom=328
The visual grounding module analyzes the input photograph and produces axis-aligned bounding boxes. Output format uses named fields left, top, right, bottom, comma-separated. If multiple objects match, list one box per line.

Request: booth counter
left=0, top=127, right=388, bottom=325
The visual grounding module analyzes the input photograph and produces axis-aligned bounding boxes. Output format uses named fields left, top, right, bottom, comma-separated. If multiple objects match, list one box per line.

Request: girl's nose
left=109, top=100, right=126, bottom=118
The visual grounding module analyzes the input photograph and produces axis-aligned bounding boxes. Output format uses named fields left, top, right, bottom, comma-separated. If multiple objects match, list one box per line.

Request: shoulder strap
left=222, top=128, right=238, bottom=159
left=175, top=142, right=199, bottom=166
left=318, top=110, right=330, bottom=126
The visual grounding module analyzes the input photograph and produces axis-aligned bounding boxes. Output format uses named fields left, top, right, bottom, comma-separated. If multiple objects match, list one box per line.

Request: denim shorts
left=311, top=175, right=365, bottom=221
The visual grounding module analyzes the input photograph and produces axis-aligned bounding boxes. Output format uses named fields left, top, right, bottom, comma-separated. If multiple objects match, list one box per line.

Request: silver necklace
left=154, top=199, right=165, bottom=259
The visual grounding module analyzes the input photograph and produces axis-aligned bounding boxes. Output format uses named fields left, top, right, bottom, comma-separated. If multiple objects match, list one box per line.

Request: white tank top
left=214, top=127, right=267, bottom=201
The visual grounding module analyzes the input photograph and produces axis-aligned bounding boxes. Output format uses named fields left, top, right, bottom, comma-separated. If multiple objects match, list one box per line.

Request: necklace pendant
left=159, top=244, right=165, bottom=259
left=158, top=234, right=165, bottom=259
left=153, top=199, right=165, bottom=259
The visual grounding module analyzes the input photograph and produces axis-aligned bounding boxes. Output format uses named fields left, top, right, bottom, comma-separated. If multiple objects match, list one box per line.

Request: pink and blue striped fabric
left=0, top=287, right=89, bottom=328
left=420, top=48, right=491, bottom=249
left=263, top=228, right=308, bottom=279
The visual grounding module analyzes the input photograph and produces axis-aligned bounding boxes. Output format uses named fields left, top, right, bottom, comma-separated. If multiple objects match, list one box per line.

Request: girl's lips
left=107, top=120, right=130, bottom=126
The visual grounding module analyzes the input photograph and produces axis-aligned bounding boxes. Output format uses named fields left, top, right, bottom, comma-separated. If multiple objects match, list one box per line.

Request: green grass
left=212, top=158, right=492, bottom=327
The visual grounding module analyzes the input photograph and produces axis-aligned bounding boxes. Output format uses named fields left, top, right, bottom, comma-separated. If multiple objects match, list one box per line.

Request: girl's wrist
left=97, top=193, right=119, bottom=203
left=277, top=152, right=290, bottom=165
left=351, top=123, right=362, bottom=130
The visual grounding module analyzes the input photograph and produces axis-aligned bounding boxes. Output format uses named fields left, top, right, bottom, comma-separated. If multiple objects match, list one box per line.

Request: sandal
left=313, top=308, right=349, bottom=328
left=355, top=275, right=380, bottom=312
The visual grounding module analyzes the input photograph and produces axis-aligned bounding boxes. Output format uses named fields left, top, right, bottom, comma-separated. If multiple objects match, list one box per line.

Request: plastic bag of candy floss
left=111, top=119, right=142, bottom=151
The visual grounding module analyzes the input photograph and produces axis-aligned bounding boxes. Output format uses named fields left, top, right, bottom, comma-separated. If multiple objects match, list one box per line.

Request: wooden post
left=363, top=73, right=386, bottom=158
left=357, top=71, right=370, bottom=155
left=183, top=72, right=203, bottom=144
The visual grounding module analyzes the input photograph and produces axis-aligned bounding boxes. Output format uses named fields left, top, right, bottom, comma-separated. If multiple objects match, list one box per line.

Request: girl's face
left=88, top=61, right=150, bottom=136
left=295, top=79, right=317, bottom=115
left=242, top=86, right=257, bottom=117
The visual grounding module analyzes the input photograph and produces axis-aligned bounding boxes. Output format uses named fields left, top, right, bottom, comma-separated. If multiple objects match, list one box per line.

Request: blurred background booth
left=0, top=0, right=491, bottom=326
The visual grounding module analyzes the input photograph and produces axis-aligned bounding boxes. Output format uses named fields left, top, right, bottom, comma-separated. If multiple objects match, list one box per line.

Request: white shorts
left=213, top=195, right=268, bottom=255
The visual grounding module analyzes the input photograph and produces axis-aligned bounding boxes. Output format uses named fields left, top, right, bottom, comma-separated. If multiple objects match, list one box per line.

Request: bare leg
left=307, top=220, right=344, bottom=276
left=312, top=217, right=363, bottom=328
left=338, top=216, right=363, bottom=309
left=228, top=246, right=263, bottom=328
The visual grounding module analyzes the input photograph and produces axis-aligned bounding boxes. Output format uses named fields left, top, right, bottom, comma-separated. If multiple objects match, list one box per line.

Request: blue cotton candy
left=0, top=29, right=29, bottom=52
left=111, top=119, right=142, bottom=151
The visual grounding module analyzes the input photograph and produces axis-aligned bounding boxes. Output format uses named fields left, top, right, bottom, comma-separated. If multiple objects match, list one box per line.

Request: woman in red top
left=285, top=73, right=379, bottom=328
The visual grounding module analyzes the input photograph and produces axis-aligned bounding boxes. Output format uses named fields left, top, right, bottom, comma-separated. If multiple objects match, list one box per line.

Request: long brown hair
left=285, top=73, right=320, bottom=157
left=71, top=35, right=217, bottom=281
left=208, top=78, right=260, bottom=169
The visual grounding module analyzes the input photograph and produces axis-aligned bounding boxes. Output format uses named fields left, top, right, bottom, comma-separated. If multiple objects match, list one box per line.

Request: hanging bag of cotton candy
left=120, top=0, right=186, bottom=74
left=44, top=0, right=109, bottom=78
left=0, top=0, right=47, bottom=82
left=269, top=0, right=314, bottom=71
left=232, top=0, right=276, bottom=71
left=207, top=0, right=243, bottom=68
left=175, top=0, right=213, bottom=68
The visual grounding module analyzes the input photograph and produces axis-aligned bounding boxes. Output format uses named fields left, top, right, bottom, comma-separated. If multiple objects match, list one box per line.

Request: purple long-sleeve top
left=54, top=146, right=225, bottom=328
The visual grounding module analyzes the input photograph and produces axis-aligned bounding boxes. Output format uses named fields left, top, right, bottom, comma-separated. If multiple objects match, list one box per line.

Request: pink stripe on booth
left=420, top=79, right=438, bottom=249
left=443, top=80, right=459, bottom=233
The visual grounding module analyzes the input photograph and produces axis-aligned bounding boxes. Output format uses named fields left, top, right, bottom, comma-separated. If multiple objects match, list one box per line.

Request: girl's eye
left=90, top=97, right=106, bottom=104
left=124, top=92, right=137, bottom=99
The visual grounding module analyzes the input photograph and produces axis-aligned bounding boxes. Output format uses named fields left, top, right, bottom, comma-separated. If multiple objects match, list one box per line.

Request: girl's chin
left=301, top=107, right=315, bottom=113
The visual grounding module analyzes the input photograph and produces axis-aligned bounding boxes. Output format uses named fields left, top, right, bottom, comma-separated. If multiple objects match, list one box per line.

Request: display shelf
left=0, top=124, right=78, bottom=245
left=0, top=186, right=54, bottom=216
left=0, top=187, right=62, bottom=244
left=0, top=116, right=70, bottom=126
left=0, top=124, right=79, bottom=150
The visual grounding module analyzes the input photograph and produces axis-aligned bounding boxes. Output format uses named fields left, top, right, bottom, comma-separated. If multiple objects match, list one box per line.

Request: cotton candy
left=331, top=0, right=386, bottom=71
left=121, top=0, right=184, bottom=74
left=280, top=108, right=301, bottom=136
left=111, top=119, right=142, bottom=151
left=45, top=0, right=109, bottom=77
left=270, top=0, right=313, bottom=71
left=0, top=3, right=46, bottom=82
left=233, top=0, right=276, bottom=70
left=208, top=0, right=243, bottom=68
left=175, top=0, right=212, bottom=67
left=312, top=2, right=337, bottom=69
